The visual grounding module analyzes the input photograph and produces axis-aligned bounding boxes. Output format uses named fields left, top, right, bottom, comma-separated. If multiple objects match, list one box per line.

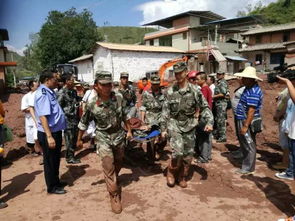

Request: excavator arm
left=159, top=56, right=189, bottom=87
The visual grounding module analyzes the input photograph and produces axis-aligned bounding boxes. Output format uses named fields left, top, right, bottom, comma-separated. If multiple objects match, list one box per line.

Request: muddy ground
left=0, top=78, right=294, bottom=221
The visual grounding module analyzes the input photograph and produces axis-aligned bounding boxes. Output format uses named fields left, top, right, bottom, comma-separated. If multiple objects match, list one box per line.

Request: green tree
left=38, top=8, right=103, bottom=69
left=22, top=33, right=42, bottom=74
left=237, top=0, right=295, bottom=24
left=97, top=26, right=157, bottom=44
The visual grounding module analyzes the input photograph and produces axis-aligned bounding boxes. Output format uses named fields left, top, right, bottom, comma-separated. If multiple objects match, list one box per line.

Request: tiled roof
left=242, top=22, right=295, bottom=35
left=144, top=26, right=189, bottom=40
left=96, top=42, right=184, bottom=53
left=238, top=43, right=285, bottom=52
left=69, top=54, right=93, bottom=63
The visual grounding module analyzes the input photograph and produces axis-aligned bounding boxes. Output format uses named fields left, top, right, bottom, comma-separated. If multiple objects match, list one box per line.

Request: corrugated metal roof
left=238, top=43, right=286, bottom=52
left=96, top=42, right=184, bottom=53
left=225, top=55, right=248, bottom=61
left=143, top=11, right=224, bottom=28
left=69, top=54, right=93, bottom=63
left=205, top=15, right=264, bottom=25
left=211, top=49, right=226, bottom=62
left=242, top=22, right=295, bottom=35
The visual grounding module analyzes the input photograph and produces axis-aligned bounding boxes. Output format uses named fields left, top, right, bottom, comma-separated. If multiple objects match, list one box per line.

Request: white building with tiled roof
left=69, top=42, right=183, bottom=83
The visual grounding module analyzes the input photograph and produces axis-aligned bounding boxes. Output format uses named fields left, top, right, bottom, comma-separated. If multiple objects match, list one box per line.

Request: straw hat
left=234, top=66, right=263, bottom=81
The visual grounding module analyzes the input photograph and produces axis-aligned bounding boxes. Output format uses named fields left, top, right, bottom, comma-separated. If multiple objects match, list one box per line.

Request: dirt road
left=1, top=80, right=294, bottom=221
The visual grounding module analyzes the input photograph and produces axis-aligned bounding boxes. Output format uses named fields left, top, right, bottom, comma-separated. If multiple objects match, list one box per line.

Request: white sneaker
left=275, top=172, right=294, bottom=180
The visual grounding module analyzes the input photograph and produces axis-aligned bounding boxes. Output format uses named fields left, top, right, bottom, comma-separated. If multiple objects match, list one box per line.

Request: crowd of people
left=0, top=61, right=295, bottom=218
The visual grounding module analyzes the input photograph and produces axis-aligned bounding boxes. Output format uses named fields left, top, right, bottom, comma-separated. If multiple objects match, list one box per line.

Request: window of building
left=255, top=35, right=262, bottom=44
left=283, top=32, right=290, bottom=42
left=150, top=39, right=154, bottom=46
left=255, top=54, right=263, bottom=65
left=270, top=53, right=285, bottom=65
left=159, top=36, right=172, bottom=46
left=183, top=32, right=187, bottom=40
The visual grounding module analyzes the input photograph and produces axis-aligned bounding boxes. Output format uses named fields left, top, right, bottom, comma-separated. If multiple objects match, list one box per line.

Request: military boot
left=178, top=164, right=187, bottom=188
left=166, top=159, right=178, bottom=187
left=109, top=193, right=122, bottom=214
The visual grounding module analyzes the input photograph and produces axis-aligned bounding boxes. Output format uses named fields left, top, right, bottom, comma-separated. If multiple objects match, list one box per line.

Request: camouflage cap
left=120, top=72, right=129, bottom=78
left=150, top=75, right=160, bottom=84
left=173, top=62, right=187, bottom=73
left=113, top=81, right=119, bottom=86
left=83, top=83, right=90, bottom=88
left=95, top=71, right=112, bottom=84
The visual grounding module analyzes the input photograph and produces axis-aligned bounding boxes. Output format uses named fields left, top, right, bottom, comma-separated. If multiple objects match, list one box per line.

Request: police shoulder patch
left=42, top=88, right=47, bottom=95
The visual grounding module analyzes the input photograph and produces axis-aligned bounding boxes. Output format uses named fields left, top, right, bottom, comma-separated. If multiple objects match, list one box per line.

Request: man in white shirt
left=21, top=80, right=41, bottom=155
left=275, top=75, right=295, bottom=181
left=207, top=76, right=216, bottom=96
left=82, top=81, right=97, bottom=151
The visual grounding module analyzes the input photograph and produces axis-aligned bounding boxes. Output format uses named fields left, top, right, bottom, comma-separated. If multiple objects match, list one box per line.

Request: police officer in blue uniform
left=34, top=70, right=67, bottom=194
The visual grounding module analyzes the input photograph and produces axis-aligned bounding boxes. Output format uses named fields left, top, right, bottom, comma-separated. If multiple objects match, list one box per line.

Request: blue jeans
left=285, top=138, right=295, bottom=177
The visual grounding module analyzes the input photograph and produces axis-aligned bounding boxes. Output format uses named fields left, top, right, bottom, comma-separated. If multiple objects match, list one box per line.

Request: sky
left=0, top=0, right=277, bottom=56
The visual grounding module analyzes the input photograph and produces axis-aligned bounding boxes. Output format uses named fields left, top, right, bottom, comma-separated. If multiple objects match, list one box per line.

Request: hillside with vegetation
left=97, top=26, right=157, bottom=44
left=237, top=0, right=295, bottom=24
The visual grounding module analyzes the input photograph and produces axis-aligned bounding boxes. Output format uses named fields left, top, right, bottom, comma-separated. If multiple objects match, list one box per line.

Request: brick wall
left=270, top=32, right=283, bottom=43
left=173, top=17, right=189, bottom=28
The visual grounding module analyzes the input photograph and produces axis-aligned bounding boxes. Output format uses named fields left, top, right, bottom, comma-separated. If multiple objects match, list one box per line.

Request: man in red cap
left=194, top=72, right=213, bottom=163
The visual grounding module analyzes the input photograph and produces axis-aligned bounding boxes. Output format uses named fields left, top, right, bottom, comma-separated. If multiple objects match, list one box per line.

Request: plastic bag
left=3, top=124, right=13, bottom=143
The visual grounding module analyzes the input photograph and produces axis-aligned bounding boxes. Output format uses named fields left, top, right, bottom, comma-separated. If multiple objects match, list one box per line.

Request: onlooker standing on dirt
left=212, top=72, right=229, bottom=143
left=187, top=71, right=200, bottom=89
left=230, top=78, right=245, bottom=160
left=57, top=74, right=81, bottom=164
left=275, top=76, right=295, bottom=180
left=194, top=72, right=213, bottom=163
left=34, top=70, right=67, bottom=194
left=0, top=100, right=8, bottom=209
left=82, top=82, right=97, bottom=151
left=21, top=80, right=42, bottom=156
left=207, top=76, right=216, bottom=97
left=234, top=67, right=263, bottom=175
left=76, top=71, right=132, bottom=214
left=161, top=62, right=213, bottom=188
left=273, top=88, right=289, bottom=170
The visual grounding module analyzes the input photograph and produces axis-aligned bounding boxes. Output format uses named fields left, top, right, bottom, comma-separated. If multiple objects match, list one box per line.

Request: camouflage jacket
left=78, top=91, right=126, bottom=145
left=57, top=87, right=81, bottom=128
left=140, top=89, right=166, bottom=127
left=214, top=79, right=229, bottom=103
left=162, top=82, right=214, bottom=133
left=116, top=85, right=137, bottom=108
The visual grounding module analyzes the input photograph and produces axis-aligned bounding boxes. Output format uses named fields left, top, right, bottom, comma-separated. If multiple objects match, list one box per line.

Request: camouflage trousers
left=168, top=129, right=196, bottom=164
left=64, top=128, right=78, bottom=160
left=214, top=102, right=227, bottom=140
left=96, top=130, right=125, bottom=196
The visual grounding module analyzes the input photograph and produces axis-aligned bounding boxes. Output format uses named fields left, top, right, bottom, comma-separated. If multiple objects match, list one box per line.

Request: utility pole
left=214, top=25, right=218, bottom=45
left=10, top=53, right=16, bottom=87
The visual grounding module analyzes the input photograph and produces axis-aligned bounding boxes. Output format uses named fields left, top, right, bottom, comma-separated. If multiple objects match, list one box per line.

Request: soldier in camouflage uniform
left=76, top=71, right=132, bottom=214
left=57, top=74, right=81, bottom=164
left=116, top=72, right=137, bottom=120
left=212, top=72, right=229, bottom=142
left=140, top=75, right=167, bottom=162
left=162, top=62, right=214, bottom=188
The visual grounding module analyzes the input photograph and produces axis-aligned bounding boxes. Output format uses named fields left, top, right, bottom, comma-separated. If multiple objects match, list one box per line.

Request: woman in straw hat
left=234, top=66, right=263, bottom=175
